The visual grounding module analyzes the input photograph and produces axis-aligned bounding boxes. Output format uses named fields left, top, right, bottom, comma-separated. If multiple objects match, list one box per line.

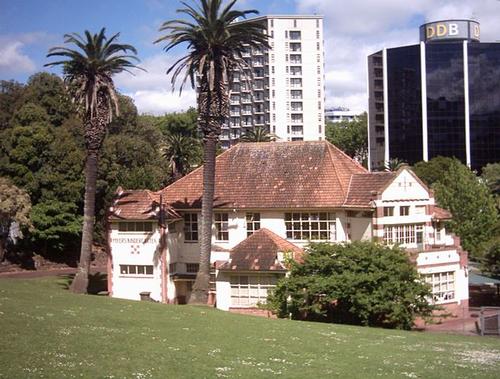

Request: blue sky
left=2, top=0, right=499, bottom=114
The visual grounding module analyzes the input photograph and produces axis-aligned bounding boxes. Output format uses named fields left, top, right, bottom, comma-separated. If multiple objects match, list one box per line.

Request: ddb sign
left=420, top=20, right=480, bottom=43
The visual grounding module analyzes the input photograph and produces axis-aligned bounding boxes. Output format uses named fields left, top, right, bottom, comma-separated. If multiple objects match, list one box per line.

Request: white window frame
left=215, top=213, right=229, bottom=241
left=119, top=264, right=154, bottom=277
left=118, top=221, right=154, bottom=233
left=423, top=271, right=455, bottom=303
left=183, top=213, right=198, bottom=242
left=285, top=212, right=336, bottom=241
left=383, top=224, right=424, bottom=246
left=230, top=275, right=279, bottom=307
left=246, top=212, right=261, bottom=237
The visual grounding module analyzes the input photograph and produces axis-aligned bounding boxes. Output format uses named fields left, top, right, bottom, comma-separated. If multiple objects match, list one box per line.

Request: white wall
left=109, top=223, right=163, bottom=302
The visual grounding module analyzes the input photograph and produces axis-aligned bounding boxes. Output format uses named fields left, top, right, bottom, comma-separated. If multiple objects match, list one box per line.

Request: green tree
left=239, top=126, right=276, bottom=142
left=46, top=28, right=142, bottom=293
left=433, top=160, right=498, bottom=259
left=384, top=158, right=407, bottom=172
left=0, top=80, right=25, bottom=130
left=412, top=156, right=457, bottom=187
left=480, top=237, right=500, bottom=279
left=155, top=0, right=268, bottom=304
left=266, top=242, right=434, bottom=330
left=30, top=201, right=82, bottom=254
left=160, top=133, right=202, bottom=181
left=0, top=177, right=31, bottom=262
left=325, top=112, right=367, bottom=164
left=482, top=162, right=500, bottom=210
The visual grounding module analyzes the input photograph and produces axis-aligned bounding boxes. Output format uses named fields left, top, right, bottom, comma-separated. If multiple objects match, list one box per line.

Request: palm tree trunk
left=189, top=136, right=217, bottom=304
left=70, top=150, right=98, bottom=294
left=0, top=236, right=5, bottom=263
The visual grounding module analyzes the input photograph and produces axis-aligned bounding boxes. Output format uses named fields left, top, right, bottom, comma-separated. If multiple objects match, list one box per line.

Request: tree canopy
left=266, top=242, right=434, bottom=330
left=325, top=112, right=367, bottom=165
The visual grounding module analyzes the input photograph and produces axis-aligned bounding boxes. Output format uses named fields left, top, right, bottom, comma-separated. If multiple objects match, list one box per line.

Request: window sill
left=119, top=275, right=155, bottom=279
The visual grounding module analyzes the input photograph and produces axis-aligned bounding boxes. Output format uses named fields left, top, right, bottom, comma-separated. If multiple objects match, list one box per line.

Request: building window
left=383, top=207, right=394, bottom=217
left=285, top=212, right=336, bottom=241
left=400, top=206, right=410, bottom=216
left=215, top=213, right=229, bottom=241
left=293, top=19, right=297, bottom=28
left=317, top=42, right=320, bottom=50
left=246, top=213, right=261, bottom=236
left=316, top=19, right=319, bottom=28
left=383, top=224, right=423, bottom=245
left=316, top=30, right=320, bottom=39
left=119, top=265, right=154, bottom=276
left=118, top=221, right=153, bottom=233
left=230, top=275, right=279, bottom=307
left=290, top=43, right=301, bottom=52
left=423, top=271, right=455, bottom=302
left=183, top=213, right=198, bottom=242
left=289, top=30, right=301, bottom=40
left=186, top=263, right=199, bottom=273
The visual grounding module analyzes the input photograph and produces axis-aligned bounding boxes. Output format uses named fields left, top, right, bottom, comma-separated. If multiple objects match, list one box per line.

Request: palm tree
left=160, top=132, right=202, bottom=181
left=239, top=126, right=277, bottom=142
left=155, top=0, right=268, bottom=304
left=45, top=29, right=141, bottom=293
left=384, top=158, right=407, bottom=172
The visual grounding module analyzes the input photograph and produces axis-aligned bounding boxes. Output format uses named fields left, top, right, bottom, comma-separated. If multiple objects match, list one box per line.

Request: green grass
left=0, top=277, right=499, bottom=379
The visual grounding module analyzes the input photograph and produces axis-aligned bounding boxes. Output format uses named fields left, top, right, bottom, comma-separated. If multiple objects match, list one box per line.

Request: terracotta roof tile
left=162, top=141, right=367, bottom=209
left=343, top=172, right=395, bottom=207
left=109, top=190, right=180, bottom=221
left=433, top=206, right=452, bottom=220
left=218, top=228, right=303, bottom=271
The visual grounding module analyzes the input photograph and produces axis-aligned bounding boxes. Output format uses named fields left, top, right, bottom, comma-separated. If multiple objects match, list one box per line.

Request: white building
left=107, top=141, right=468, bottom=316
left=325, top=107, right=360, bottom=123
left=222, top=15, right=325, bottom=148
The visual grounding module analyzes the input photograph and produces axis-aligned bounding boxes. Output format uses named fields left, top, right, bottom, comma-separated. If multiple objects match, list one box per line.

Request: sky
left=1, top=0, right=500, bottom=115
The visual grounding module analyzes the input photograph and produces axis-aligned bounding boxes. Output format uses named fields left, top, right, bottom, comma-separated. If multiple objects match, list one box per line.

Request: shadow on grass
left=58, top=273, right=108, bottom=295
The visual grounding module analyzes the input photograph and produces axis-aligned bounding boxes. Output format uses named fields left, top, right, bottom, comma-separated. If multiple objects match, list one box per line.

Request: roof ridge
left=160, top=142, right=241, bottom=195
left=325, top=143, right=347, bottom=197
left=343, top=174, right=354, bottom=206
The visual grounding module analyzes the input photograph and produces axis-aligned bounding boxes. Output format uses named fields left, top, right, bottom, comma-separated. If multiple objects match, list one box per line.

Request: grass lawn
left=0, top=277, right=499, bottom=378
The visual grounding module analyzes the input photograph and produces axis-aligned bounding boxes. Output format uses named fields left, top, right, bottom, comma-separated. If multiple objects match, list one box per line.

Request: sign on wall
left=420, top=20, right=480, bottom=43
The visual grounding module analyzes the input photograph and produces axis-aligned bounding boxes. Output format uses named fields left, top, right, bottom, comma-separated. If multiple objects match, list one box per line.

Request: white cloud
left=295, top=0, right=500, bottom=113
left=0, top=40, right=36, bottom=75
left=125, top=89, right=196, bottom=115
left=115, top=53, right=197, bottom=115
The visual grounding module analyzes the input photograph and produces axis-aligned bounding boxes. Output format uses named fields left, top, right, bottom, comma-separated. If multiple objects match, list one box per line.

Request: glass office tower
left=368, top=20, right=500, bottom=171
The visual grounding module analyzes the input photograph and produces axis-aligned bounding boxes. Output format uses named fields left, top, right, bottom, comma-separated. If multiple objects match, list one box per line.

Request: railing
left=479, top=307, right=500, bottom=336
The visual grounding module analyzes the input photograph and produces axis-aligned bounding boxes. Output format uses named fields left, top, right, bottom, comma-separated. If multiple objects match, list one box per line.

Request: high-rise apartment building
left=368, top=20, right=500, bottom=171
left=220, top=15, right=325, bottom=148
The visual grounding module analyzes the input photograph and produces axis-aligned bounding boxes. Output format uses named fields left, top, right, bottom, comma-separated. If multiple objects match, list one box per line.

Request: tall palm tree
left=239, top=126, right=277, bottom=142
left=160, top=132, right=202, bottom=181
left=384, top=158, right=407, bottom=172
left=155, top=0, right=268, bottom=304
left=45, top=29, right=141, bottom=293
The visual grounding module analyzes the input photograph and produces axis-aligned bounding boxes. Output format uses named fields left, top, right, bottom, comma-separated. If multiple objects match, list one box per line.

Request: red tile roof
left=218, top=228, right=303, bottom=271
left=162, top=141, right=367, bottom=209
left=433, top=206, right=452, bottom=220
left=109, top=189, right=180, bottom=221
left=343, top=172, right=395, bottom=207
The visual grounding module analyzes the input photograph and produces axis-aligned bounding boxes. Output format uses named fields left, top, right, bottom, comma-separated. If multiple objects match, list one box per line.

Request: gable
left=381, top=169, right=430, bottom=201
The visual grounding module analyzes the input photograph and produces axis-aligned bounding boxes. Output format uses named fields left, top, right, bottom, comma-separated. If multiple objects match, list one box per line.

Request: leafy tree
left=384, top=158, right=407, bottom=172
left=480, top=237, right=500, bottom=279
left=46, top=28, right=142, bottom=293
left=0, top=80, right=26, bottom=130
left=482, top=162, right=500, bottom=210
left=160, top=133, right=202, bottom=181
left=30, top=201, right=82, bottom=254
left=0, top=177, right=31, bottom=262
left=239, top=126, right=276, bottom=142
left=433, top=160, right=498, bottom=259
left=325, top=112, right=367, bottom=164
left=155, top=0, right=268, bottom=304
left=412, top=156, right=457, bottom=187
left=266, top=242, right=434, bottom=330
